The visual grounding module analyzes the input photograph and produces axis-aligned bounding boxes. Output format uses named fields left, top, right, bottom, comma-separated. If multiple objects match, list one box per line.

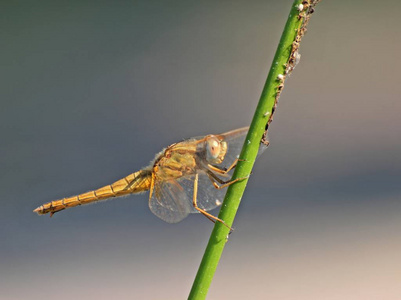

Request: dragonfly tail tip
left=33, top=206, right=43, bottom=215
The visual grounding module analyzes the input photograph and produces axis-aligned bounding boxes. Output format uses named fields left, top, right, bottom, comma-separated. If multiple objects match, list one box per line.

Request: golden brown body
left=34, top=170, right=152, bottom=216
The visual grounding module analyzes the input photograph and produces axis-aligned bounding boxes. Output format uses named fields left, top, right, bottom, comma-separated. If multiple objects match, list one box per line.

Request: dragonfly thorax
left=155, top=151, right=197, bottom=179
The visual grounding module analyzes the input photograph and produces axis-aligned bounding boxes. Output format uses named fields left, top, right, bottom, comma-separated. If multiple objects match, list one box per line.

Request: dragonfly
left=34, top=127, right=267, bottom=228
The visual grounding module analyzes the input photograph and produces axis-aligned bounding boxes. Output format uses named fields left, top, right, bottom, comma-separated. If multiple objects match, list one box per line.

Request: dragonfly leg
left=206, top=170, right=249, bottom=189
left=192, top=173, right=232, bottom=231
left=207, top=158, right=239, bottom=175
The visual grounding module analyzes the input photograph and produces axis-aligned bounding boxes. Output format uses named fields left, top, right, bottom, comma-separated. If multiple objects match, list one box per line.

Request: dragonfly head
left=205, top=135, right=227, bottom=164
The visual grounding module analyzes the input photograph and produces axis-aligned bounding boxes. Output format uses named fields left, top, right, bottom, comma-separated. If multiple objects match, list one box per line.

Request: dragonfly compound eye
left=206, top=136, right=221, bottom=161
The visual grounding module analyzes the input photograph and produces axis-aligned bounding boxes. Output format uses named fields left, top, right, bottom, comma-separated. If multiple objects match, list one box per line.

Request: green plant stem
left=188, top=1, right=305, bottom=299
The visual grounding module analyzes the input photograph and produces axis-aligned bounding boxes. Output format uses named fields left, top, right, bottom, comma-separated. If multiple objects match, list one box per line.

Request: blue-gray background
left=2, top=1, right=400, bottom=299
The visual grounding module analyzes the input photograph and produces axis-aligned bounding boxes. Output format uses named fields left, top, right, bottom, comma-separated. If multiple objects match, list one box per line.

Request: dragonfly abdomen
left=33, top=170, right=152, bottom=216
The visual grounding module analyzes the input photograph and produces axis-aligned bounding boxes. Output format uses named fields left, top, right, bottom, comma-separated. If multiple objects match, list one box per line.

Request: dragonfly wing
left=149, top=178, right=192, bottom=223
left=174, top=171, right=226, bottom=214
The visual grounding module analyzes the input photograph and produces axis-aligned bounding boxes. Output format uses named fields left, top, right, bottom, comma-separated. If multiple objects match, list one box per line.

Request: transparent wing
left=149, top=171, right=225, bottom=223
left=175, top=171, right=227, bottom=213
left=149, top=178, right=192, bottom=223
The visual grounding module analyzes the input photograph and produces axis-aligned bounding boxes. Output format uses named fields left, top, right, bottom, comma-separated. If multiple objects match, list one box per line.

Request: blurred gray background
left=1, top=1, right=400, bottom=299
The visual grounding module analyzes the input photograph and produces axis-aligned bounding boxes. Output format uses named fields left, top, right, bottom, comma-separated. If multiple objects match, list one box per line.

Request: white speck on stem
left=295, top=51, right=301, bottom=66
left=247, top=140, right=251, bottom=145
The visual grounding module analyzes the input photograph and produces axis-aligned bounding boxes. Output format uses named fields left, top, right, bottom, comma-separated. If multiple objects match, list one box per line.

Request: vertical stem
left=188, top=1, right=311, bottom=299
